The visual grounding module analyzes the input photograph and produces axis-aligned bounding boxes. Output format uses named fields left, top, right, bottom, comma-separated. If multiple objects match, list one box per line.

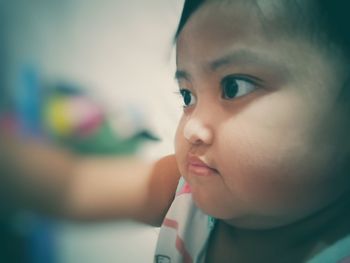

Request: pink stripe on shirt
left=163, top=218, right=193, bottom=263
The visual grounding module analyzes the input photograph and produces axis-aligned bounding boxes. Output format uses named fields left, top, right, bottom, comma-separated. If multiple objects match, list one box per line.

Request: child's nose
left=183, top=117, right=213, bottom=145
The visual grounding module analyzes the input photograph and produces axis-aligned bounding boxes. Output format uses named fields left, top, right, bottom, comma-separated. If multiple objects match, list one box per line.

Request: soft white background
left=4, top=0, right=184, bottom=262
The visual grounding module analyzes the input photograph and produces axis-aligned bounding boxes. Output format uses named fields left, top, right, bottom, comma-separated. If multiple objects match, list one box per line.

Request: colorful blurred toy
left=43, top=83, right=158, bottom=154
left=5, top=66, right=158, bottom=155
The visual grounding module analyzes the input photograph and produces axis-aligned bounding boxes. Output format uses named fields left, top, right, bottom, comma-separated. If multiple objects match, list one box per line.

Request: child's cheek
left=216, top=148, right=342, bottom=227
left=218, top=125, right=341, bottom=219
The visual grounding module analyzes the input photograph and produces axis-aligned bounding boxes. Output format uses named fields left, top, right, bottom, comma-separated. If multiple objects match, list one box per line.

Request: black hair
left=174, top=0, right=204, bottom=40
left=317, top=0, right=350, bottom=55
left=175, top=0, right=350, bottom=58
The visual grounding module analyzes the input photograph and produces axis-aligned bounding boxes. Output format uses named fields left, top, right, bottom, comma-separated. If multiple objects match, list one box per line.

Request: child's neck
left=206, top=190, right=350, bottom=263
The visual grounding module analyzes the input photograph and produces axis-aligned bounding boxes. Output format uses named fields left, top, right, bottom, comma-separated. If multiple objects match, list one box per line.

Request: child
left=2, top=0, right=350, bottom=262
left=155, top=0, right=350, bottom=262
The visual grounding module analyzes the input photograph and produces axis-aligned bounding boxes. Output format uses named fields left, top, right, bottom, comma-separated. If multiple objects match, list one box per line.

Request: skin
left=174, top=0, right=350, bottom=234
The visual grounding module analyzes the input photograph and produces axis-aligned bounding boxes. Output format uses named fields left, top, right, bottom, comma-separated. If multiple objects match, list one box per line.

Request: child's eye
left=179, top=89, right=196, bottom=107
left=221, top=75, right=258, bottom=100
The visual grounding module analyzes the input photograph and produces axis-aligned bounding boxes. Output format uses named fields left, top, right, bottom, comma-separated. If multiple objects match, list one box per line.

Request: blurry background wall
left=4, top=0, right=183, bottom=154
left=1, top=1, right=7, bottom=109
left=2, top=0, right=184, bottom=262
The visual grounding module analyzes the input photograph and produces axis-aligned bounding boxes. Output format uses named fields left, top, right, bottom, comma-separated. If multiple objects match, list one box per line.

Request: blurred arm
left=0, top=136, right=180, bottom=226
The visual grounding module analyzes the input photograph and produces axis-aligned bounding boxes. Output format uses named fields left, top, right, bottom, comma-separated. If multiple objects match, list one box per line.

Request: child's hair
left=176, top=0, right=350, bottom=56
left=177, top=0, right=349, bottom=48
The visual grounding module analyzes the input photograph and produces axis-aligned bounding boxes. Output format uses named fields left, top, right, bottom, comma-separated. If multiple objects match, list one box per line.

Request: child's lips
left=187, top=155, right=218, bottom=176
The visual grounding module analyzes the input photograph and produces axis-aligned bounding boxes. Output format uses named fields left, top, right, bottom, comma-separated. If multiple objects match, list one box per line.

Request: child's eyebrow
left=209, top=49, right=290, bottom=77
left=174, top=70, right=190, bottom=81
left=174, top=49, right=291, bottom=81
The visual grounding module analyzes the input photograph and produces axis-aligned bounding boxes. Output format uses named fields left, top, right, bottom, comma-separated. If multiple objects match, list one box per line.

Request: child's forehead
left=192, top=0, right=310, bottom=34
left=178, top=1, right=291, bottom=62
left=203, top=0, right=288, bottom=14
left=204, top=0, right=307, bottom=12
left=179, top=0, right=296, bottom=48
left=178, top=0, right=319, bottom=61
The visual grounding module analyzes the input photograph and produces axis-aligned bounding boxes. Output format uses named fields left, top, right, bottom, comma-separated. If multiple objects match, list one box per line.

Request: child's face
left=175, top=0, right=349, bottom=229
